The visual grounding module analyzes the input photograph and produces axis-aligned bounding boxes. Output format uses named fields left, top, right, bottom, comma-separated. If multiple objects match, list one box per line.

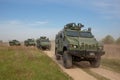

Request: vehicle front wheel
left=90, top=56, right=101, bottom=68
left=62, top=51, right=72, bottom=69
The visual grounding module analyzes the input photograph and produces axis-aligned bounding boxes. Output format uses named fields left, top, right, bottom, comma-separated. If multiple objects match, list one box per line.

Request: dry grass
left=101, top=58, right=120, bottom=73
left=102, top=44, right=120, bottom=73
left=103, top=44, right=120, bottom=59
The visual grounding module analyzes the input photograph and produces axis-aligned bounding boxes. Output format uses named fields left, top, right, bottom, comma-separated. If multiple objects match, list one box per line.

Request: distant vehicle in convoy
left=9, top=40, right=21, bottom=46
left=24, top=39, right=36, bottom=46
left=36, top=36, right=51, bottom=50
left=55, top=23, right=105, bottom=68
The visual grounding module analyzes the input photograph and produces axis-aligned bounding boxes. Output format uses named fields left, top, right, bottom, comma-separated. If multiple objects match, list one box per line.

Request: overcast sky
left=0, top=0, right=120, bottom=41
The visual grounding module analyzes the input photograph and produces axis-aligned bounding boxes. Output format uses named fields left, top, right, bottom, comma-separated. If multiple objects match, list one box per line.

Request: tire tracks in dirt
left=90, top=67, right=120, bottom=80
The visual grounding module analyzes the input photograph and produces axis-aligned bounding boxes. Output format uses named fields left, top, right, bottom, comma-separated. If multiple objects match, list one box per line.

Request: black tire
left=55, top=48, right=60, bottom=60
left=90, top=55, right=101, bottom=68
left=62, top=51, right=72, bottom=69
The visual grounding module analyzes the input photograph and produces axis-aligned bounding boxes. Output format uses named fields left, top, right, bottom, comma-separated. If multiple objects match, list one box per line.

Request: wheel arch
left=63, top=46, right=67, bottom=52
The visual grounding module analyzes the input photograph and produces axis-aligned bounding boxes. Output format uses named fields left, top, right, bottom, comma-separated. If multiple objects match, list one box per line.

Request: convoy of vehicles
left=7, top=22, right=105, bottom=69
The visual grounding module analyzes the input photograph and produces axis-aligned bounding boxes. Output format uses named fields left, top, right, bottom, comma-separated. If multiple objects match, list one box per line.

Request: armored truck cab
left=24, top=39, right=36, bottom=46
left=9, top=40, right=21, bottom=46
left=36, top=36, right=51, bottom=50
left=55, top=23, right=105, bottom=68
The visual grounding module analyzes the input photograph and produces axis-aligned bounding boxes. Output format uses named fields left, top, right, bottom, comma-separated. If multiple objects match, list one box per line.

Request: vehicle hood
left=66, top=37, right=98, bottom=45
left=40, top=42, right=50, bottom=46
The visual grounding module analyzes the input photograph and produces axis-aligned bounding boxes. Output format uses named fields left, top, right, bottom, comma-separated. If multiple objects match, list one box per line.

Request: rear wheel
left=55, top=48, right=60, bottom=60
left=63, top=51, right=72, bottom=68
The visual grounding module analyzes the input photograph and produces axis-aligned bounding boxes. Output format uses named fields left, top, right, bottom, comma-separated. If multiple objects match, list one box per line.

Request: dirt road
left=90, top=68, right=120, bottom=80
left=44, top=41, right=97, bottom=80
left=45, top=51, right=97, bottom=80
left=44, top=41, right=120, bottom=80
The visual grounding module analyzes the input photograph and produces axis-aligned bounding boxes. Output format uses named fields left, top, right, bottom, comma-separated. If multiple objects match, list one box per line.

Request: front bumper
left=68, top=50, right=105, bottom=58
left=28, top=43, right=35, bottom=46
left=41, top=45, right=50, bottom=49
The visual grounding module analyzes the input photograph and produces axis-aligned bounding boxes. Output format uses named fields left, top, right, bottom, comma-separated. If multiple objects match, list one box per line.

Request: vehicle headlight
left=89, top=53, right=95, bottom=56
left=73, top=45, right=77, bottom=48
left=69, top=44, right=78, bottom=48
left=98, top=46, right=103, bottom=50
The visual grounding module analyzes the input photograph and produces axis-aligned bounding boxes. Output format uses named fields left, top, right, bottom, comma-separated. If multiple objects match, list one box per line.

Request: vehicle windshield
left=41, top=39, right=49, bottom=42
left=80, top=32, right=93, bottom=38
left=66, top=31, right=93, bottom=38
left=66, top=31, right=79, bottom=37
left=29, top=39, right=34, bottom=41
left=13, top=40, right=19, bottom=42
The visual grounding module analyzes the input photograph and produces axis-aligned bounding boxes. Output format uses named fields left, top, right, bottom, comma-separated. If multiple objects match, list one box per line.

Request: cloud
left=35, top=21, right=48, bottom=24
left=0, top=20, right=58, bottom=41
left=91, top=0, right=120, bottom=19
left=47, top=0, right=120, bottom=19
left=0, top=20, right=48, bottom=26
left=0, top=20, right=21, bottom=25
left=48, top=0, right=120, bottom=19
left=8, top=20, right=22, bottom=25
left=28, top=21, right=48, bottom=26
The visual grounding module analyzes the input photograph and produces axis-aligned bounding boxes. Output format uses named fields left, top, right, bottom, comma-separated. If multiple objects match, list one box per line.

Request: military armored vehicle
left=55, top=23, right=105, bottom=68
left=24, top=39, right=36, bottom=46
left=9, top=40, right=21, bottom=46
left=36, top=36, right=51, bottom=50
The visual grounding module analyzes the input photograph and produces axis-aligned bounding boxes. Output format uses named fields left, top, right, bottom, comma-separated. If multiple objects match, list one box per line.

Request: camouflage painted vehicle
left=36, top=36, right=51, bottom=50
left=24, top=39, right=36, bottom=46
left=55, top=23, right=105, bottom=68
left=9, top=40, right=21, bottom=46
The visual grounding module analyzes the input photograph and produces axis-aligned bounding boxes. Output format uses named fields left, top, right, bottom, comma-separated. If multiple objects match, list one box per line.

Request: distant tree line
left=102, top=35, right=120, bottom=44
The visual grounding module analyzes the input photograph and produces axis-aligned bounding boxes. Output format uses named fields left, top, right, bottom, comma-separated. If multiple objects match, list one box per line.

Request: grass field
left=0, top=45, right=71, bottom=80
